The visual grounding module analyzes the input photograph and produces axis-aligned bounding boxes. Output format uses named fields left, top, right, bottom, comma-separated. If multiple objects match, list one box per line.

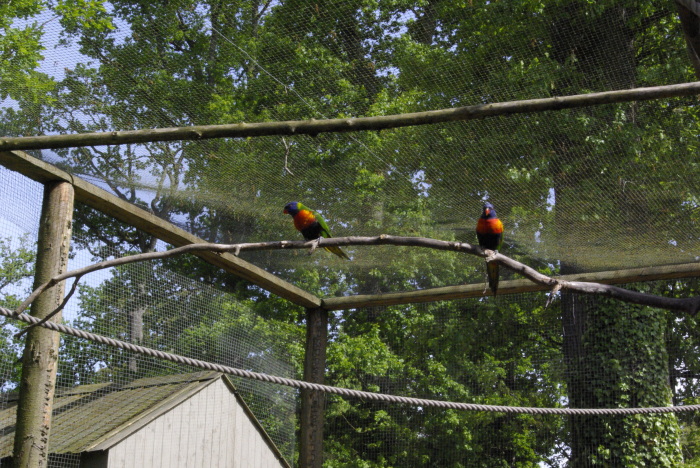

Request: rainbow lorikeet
left=476, top=202, right=504, bottom=295
left=283, top=201, right=350, bottom=260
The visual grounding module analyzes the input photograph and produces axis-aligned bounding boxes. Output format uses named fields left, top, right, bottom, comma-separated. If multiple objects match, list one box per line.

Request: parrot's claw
left=545, top=283, right=563, bottom=308
left=308, top=238, right=321, bottom=255
left=484, top=249, right=497, bottom=262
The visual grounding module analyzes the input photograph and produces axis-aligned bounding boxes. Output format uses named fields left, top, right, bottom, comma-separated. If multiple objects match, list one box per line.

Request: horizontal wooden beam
left=2, top=82, right=700, bottom=151
left=0, top=150, right=321, bottom=309
left=321, top=262, right=700, bottom=311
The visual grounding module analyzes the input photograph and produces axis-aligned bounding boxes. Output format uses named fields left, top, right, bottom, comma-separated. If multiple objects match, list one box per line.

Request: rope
left=3, top=306, right=698, bottom=416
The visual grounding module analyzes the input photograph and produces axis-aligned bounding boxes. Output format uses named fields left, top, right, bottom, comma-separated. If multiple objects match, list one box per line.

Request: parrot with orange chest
left=476, top=202, right=504, bottom=295
left=283, top=201, right=350, bottom=260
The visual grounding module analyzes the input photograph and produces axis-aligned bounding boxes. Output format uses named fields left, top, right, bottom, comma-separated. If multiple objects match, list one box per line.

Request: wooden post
left=13, top=181, right=74, bottom=468
left=299, top=307, right=328, bottom=468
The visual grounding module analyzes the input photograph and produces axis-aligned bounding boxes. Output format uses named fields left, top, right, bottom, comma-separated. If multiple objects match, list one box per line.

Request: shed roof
left=0, top=371, right=289, bottom=467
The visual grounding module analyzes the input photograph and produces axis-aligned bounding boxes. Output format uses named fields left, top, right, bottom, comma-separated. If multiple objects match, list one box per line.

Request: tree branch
left=15, top=274, right=84, bottom=338
left=12, top=235, right=700, bottom=319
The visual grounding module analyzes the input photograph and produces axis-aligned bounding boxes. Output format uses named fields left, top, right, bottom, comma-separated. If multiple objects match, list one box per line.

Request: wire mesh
left=55, top=226, right=299, bottom=466
left=0, top=168, right=44, bottom=466
left=3, top=1, right=698, bottom=282
left=0, top=166, right=41, bottom=390
left=2, top=1, right=700, bottom=467
left=323, top=281, right=699, bottom=467
left=0, top=167, right=299, bottom=465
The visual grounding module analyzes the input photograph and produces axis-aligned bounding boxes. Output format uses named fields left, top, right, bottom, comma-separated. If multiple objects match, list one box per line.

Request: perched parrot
left=283, top=201, right=350, bottom=260
left=476, top=202, right=504, bottom=295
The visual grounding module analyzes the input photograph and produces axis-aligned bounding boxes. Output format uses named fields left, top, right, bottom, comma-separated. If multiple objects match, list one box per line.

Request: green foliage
left=54, top=0, right=113, bottom=33
left=0, top=235, right=37, bottom=386
left=0, top=0, right=56, bottom=135
left=323, top=291, right=565, bottom=466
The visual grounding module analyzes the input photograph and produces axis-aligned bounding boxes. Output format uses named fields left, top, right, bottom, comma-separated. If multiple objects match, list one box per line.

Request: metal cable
left=3, top=306, right=698, bottom=415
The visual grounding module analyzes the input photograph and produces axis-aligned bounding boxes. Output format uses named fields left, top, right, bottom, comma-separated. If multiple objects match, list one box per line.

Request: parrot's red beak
left=283, top=208, right=288, bottom=214
left=484, top=208, right=490, bottom=216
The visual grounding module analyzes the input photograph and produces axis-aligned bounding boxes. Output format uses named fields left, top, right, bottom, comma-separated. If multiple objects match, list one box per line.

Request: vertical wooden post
left=13, top=181, right=74, bottom=468
left=299, top=307, right=328, bottom=468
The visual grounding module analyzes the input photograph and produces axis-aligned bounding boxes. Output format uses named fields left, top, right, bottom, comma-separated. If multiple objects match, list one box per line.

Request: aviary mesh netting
left=1, top=1, right=700, bottom=467
left=2, top=0, right=698, bottom=280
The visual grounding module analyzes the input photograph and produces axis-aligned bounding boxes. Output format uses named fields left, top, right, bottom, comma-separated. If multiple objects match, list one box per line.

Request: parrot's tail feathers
left=325, top=246, right=350, bottom=260
left=487, top=262, right=499, bottom=296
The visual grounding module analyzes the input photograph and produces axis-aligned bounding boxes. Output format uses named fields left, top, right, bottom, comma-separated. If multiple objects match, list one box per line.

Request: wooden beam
left=299, top=308, right=328, bottom=468
left=321, top=262, right=700, bottom=311
left=13, top=182, right=74, bottom=467
left=0, top=150, right=321, bottom=309
left=2, top=82, right=700, bottom=151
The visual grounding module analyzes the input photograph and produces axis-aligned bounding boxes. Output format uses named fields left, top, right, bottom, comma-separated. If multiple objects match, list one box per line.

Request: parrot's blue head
left=283, top=201, right=300, bottom=216
left=481, top=202, right=497, bottom=219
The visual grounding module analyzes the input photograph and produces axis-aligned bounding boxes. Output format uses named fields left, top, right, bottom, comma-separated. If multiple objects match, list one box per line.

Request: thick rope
left=3, top=307, right=698, bottom=416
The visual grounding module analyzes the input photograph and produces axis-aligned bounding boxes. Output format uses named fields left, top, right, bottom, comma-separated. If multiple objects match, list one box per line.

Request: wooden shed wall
left=100, top=380, right=285, bottom=468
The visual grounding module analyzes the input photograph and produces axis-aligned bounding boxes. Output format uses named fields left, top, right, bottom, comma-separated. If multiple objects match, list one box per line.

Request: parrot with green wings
left=476, top=202, right=504, bottom=295
left=283, top=201, right=350, bottom=260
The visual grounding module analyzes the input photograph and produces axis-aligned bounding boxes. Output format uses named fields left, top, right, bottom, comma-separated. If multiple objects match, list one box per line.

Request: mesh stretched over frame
left=1, top=2, right=698, bottom=291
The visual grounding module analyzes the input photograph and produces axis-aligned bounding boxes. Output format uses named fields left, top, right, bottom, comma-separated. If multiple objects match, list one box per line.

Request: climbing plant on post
left=564, top=296, right=682, bottom=466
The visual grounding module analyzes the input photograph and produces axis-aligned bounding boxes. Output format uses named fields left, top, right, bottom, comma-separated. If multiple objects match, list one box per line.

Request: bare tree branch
left=11, top=235, right=700, bottom=321
left=15, top=274, right=84, bottom=338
